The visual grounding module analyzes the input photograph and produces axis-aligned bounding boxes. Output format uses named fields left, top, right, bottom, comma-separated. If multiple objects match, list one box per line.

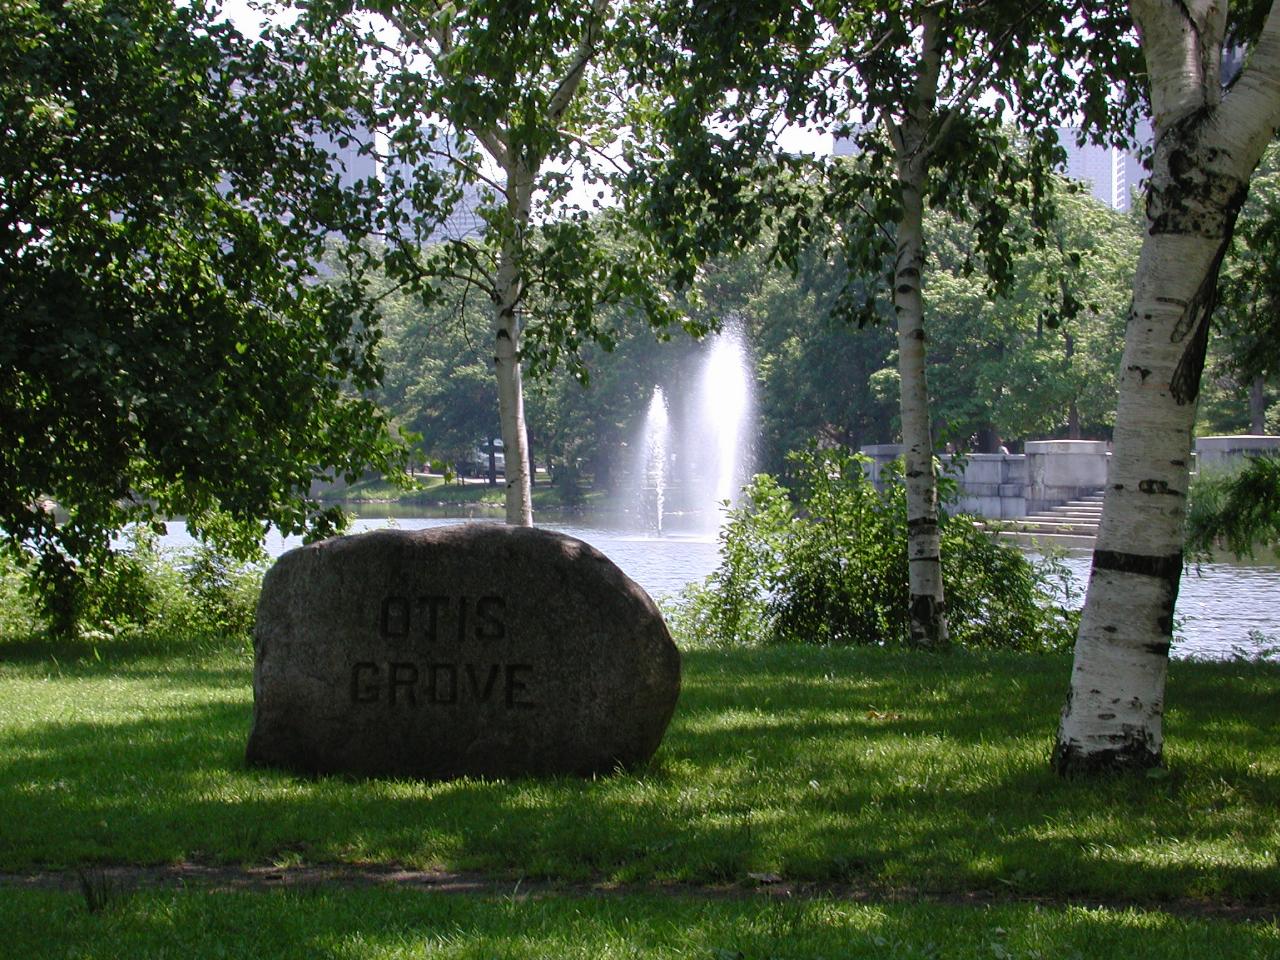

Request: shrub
left=667, top=446, right=1077, bottom=651
left=0, top=530, right=263, bottom=654
left=1185, top=455, right=1280, bottom=560
left=0, top=552, right=42, bottom=643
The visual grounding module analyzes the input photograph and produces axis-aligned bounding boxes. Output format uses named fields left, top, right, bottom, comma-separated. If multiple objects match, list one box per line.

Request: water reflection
left=1048, top=553, right=1280, bottom=661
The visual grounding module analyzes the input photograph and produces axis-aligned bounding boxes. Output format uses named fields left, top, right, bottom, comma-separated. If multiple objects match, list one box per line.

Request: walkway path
left=3, top=863, right=1275, bottom=924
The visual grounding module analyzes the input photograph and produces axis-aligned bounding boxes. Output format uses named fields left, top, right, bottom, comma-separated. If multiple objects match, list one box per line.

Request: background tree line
left=368, top=172, right=1157, bottom=494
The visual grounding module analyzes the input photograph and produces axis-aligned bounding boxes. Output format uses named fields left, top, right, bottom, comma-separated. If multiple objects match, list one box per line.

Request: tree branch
left=377, top=3, right=511, bottom=168
left=1133, top=0, right=1226, bottom=124
left=546, top=0, right=610, bottom=126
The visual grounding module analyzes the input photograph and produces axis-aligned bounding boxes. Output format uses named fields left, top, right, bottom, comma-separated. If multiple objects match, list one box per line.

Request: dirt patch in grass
left=3, top=863, right=1275, bottom=924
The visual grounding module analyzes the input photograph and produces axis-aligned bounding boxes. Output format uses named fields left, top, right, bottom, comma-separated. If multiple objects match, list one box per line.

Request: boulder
left=245, top=524, right=681, bottom=779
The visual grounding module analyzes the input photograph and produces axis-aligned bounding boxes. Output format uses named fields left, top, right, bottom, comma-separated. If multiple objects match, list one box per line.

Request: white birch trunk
left=895, top=150, right=948, bottom=648
left=494, top=161, right=535, bottom=528
left=389, top=2, right=607, bottom=530
left=1054, top=0, right=1280, bottom=773
left=888, top=6, right=948, bottom=648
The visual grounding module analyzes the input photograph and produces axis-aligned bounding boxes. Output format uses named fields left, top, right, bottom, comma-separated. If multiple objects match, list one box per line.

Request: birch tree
left=1054, top=0, right=1280, bottom=774
left=631, top=1, right=1135, bottom=646
left=301, top=0, right=680, bottom=525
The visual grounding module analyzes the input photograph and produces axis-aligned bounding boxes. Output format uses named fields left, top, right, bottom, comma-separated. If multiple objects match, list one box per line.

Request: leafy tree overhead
left=0, top=0, right=407, bottom=620
left=925, top=180, right=1139, bottom=448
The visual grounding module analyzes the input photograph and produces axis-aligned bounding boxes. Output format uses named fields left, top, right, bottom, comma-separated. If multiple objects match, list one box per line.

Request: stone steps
left=979, top=490, right=1105, bottom=548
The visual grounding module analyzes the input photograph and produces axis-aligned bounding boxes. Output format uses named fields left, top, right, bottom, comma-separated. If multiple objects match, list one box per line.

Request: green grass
left=2, top=888, right=1277, bottom=959
left=317, top=474, right=607, bottom=512
left=2, top=642, right=1278, bottom=907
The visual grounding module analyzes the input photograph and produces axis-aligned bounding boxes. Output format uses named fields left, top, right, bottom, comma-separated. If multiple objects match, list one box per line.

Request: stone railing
left=860, top=440, right=1110, bottom=519
left=1194, top=435, right=1280, bottom=468
left=861, top=435, right=1279, bottom=520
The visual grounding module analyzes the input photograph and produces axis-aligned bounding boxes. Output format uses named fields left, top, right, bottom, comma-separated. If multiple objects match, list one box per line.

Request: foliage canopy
left=0, top=0, right=406, bottom=616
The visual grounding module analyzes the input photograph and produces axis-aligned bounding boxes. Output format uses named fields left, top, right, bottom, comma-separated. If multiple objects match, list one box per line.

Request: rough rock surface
left=246, top=524, right=680, bottom=779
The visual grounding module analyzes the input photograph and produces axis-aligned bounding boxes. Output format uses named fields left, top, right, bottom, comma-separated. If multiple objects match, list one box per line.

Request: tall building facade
left=377, top=133, right=486, bottom=244
left=307, top=123, right=484, bottom=244
left=1053, top=120, right=1152, bottom=213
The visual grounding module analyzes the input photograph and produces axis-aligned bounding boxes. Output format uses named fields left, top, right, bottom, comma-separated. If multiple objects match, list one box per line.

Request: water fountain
left=635, top=386, right=671, bottom=534
left=629, top=324, right=754, bottom=536
left=683, top=323, right=754, bottom=533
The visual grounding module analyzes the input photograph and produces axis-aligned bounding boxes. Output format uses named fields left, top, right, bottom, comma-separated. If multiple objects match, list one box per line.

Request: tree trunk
left=1250, top=375, right=1266, bottom=434
left=1054, top=0, right=1280, bottom=774
left=494, top=162, right=535, bottom=527
left=888, top=7, right=947, bottom=649
left=893, top=149, right=947, bottom=647
left=1065, top=331, right=1083, bottom=439
left=493, top=306, right=533, bottom=525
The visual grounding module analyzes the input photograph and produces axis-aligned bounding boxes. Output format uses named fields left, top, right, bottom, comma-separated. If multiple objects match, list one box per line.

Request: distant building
left=310, top=128, right=378, bottom=193
left=378, top=132, right=486, bottom=244
left=1053, top=120, right=1151, bottom=213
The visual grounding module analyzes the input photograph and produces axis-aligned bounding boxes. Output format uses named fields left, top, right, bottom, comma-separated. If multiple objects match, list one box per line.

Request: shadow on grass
left=1, top=647, right=1277, bottom=904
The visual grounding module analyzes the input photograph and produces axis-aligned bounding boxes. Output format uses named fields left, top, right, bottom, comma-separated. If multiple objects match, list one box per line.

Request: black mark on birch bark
left=1092, top=550, right=1182, bottom=580
left=1146, top=112, right=1249, bottom=405
left=908, top=593, right=946, bottom=647
left=1127, top=365, right=1152, bottom=382
left=1089, top=548, right=1183, bottom=638
left=1137, top=478, right=1182, bottom=496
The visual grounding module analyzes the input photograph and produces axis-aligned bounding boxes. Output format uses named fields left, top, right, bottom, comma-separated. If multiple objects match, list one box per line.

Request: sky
left=212, top=0, right=835, bottom=159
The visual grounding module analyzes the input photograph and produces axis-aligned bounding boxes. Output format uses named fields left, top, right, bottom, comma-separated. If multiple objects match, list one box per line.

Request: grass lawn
left=2, top=643, right=1278, bottom=897
left=318, top=474, right=608, bottom=513
left=1, top=640, right=1277, bottom=955
left=2, top=888, right=1277, bottom=959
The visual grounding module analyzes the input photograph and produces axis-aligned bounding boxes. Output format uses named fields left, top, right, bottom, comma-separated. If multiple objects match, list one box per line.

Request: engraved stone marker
left=246, top=524, right=681, bottom=779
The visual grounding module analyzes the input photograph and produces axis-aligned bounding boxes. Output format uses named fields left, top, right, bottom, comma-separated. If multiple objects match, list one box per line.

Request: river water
left=155, top=511, right=1278, bottom=662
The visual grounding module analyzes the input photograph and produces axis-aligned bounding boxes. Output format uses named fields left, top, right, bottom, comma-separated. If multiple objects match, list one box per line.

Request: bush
left=1185, top=455, right=1280, bottom=560
left=667, top=446, right=1077, bottom=651
left=0, top=530, right=263, bottom=654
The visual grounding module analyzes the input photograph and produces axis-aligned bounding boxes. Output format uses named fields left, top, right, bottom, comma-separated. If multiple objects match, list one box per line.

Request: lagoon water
left=155, top=510, right=1278, bottom=662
